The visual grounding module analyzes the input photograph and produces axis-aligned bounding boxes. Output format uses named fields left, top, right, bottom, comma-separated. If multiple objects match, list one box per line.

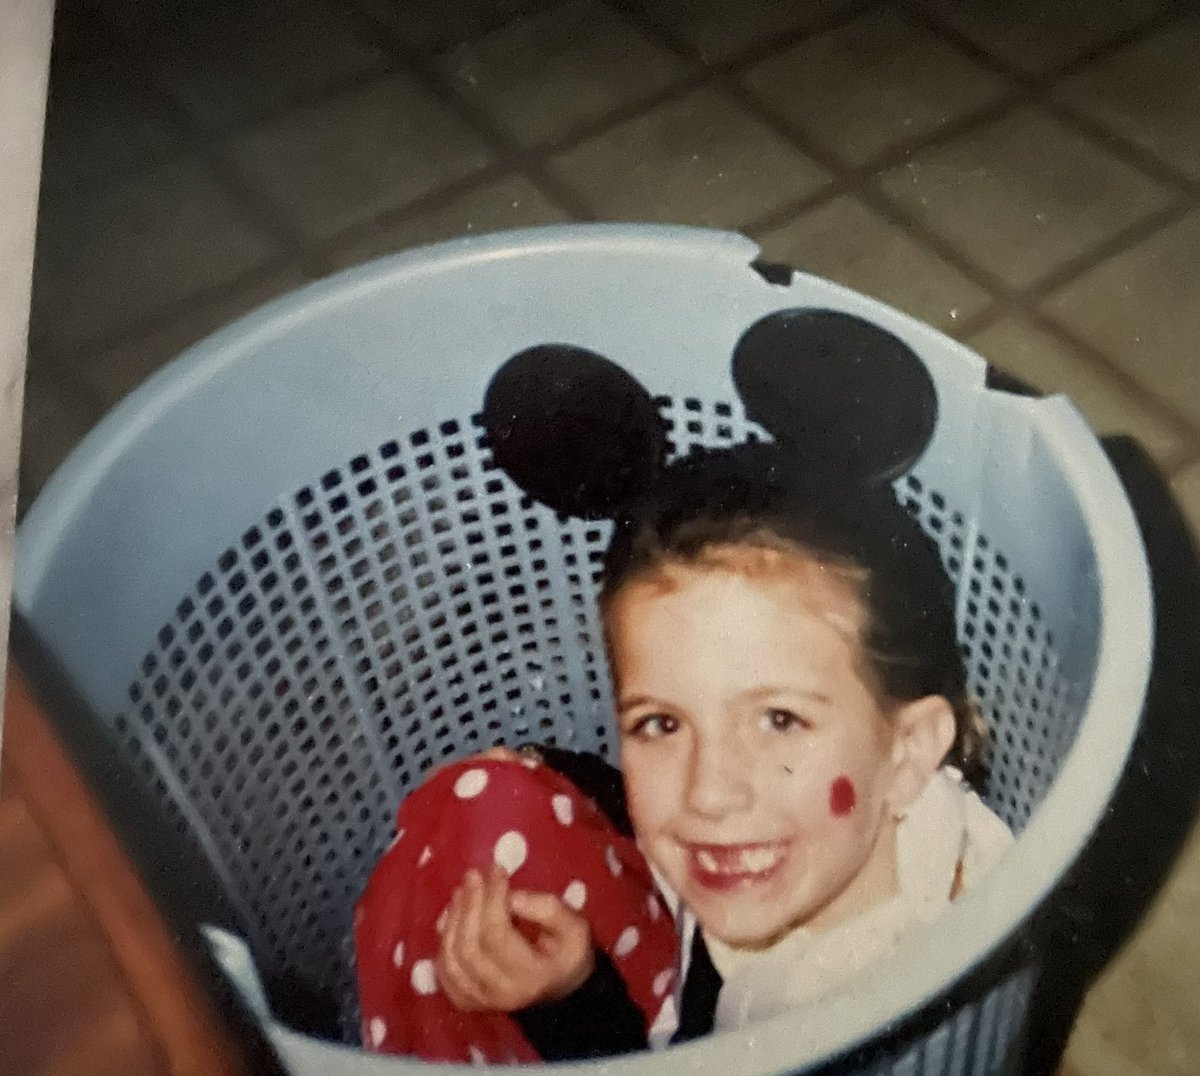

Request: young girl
left=355, top=310, right=1013, bottom=1059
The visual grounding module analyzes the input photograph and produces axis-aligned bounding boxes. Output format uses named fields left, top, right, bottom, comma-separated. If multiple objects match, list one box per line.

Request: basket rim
left=15, top=224, right=1155, bottom=1074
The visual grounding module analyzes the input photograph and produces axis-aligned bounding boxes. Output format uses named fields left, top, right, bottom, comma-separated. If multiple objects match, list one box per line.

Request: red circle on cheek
left=829, top=776, right=857, bottom=817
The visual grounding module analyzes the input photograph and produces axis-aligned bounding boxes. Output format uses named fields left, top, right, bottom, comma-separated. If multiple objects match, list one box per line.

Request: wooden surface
left=0, top=667, right=247, bottom=1076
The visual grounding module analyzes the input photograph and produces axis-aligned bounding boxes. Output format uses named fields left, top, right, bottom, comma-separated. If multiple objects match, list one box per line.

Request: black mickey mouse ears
left=481, top=309, right=937, bottom=522
left=733, top=308, right=937, bottom=484
left=482, top=344, right=669, bottom=520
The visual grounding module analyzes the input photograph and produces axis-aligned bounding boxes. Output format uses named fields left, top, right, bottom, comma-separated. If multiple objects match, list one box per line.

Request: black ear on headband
left=481, top=344, right=669, bottom=520
left=732, top=308, right=938, bottom=484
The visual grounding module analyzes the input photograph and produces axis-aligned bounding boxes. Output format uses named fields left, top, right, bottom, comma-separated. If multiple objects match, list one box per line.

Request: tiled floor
left=17, top=0, right=1200, bottom=1072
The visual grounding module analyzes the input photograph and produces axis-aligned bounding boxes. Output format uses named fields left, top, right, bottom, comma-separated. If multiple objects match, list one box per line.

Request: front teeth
left=741, top=847, right=781, bottom=873
left=694, top=846, right=782, bottom=875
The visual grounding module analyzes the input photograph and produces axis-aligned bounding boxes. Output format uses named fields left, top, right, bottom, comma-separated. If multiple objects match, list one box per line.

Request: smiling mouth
left=685, top=842, right=787, bottom=889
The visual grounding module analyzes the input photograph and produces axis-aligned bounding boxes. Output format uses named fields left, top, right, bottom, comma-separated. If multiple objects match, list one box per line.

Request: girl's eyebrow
left=616, top=693, right=662, bottom=713
left=617, top=688, right=833, bottom=712
left=743, top=686, right=833, bottom=707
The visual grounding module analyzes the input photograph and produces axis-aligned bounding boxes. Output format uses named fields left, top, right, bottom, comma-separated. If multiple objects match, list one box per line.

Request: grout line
left=897, top=0, right=1189, bottom=90
left=737, top=186, right=844, bottom=238
left=1017, top=305, right=1200, bottom=444
left=336, top=1, right=612, bottom=217
left=38, top=258, right=313, bottom=377
left=83, top=0, right=352, bottom=278
left=1022, top=4, right=1193, bottom=84
left=1019, top=200, right=1194, bottom=301
left=160, top=62, right=399, bottom=146
left=946, top=302, right=1009, bottom=342
left=1035, top=98, right=1200, bottom=200
left=602, top=0, right=880, bottom=73
left=735, top=88, right=1030, bottom=227
left=316, top=162, right=541, bottom=263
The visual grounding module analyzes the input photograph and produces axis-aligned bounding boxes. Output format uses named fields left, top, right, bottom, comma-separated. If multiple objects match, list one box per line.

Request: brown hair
left=598, top=451, right=988, bottom=784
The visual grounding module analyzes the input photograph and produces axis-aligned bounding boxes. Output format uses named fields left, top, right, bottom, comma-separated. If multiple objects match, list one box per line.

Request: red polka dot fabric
left=354, top=758, right=678, bottom=1063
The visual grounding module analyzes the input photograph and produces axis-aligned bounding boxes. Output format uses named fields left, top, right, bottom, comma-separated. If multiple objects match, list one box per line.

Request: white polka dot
left=469, top=1045, right=487, bottom=1066
left=388, top=827, right=406, bottom=850
left=520, top=756, right=539, bottom=769
left=454, top=768, right=489, bottom=799
left=412, top=959, right=437, bottom=995
left=653, top=968, right=674, bottom=998
left=418, top=845, right=432, bottom=867
left=605, top=845, right=623, bottom=877
left=647, top=894, right=660, bottom=921
left=493, top=830, right=528, bottom=873
left=563, top=880, right=587, bottom=911
left=392, top=941, right=405, bottom=968
left=369, top=1017, right=387, bottom=1048
left=552, top=795, right=574, bottom=825
left=615, top=926, right=639, bottom=957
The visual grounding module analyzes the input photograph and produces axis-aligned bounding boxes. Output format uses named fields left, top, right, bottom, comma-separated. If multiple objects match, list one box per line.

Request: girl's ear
left=885, top=695, right=957, bottom=817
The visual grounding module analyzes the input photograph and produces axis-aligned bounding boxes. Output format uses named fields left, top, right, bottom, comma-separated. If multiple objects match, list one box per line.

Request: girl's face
left=610, top=559, right=918, bottom=949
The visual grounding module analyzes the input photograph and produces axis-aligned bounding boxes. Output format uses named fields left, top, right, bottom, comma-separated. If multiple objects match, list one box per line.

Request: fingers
left=480, top=868, right=519, bottom=952
left=438, top=869, right=531, bottom=1012
left=436, top=872, right=594, bottom=1013
left=437, top=878, right=490, bottom=1011
left=509, top=890, right=594, bottom=1000
left=508, top=889, right=564, bottom=927
left=509, top=890, right=581, bottom=941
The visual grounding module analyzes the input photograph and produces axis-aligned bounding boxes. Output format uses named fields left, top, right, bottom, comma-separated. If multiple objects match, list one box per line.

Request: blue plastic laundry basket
left=13, top=225, right=1159, bottom=1076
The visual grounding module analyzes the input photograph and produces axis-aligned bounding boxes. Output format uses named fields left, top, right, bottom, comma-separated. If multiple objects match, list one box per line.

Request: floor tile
left=628, top=0, right=862, bottom=63
left=741, top=7, right=1009, bottom=166
left=753, top=194, right=991, bottom=331
left=1057, top=15, right=1200, bottom=182
left=80, top=264, right=310, bottom=412
left=19, top=368, right=100, bottom=504
left=965, top=314, right=1184, bottom=464
left=436, top=0, right=686, bottom=147
left=913, top=0, right=1167, bottom=75
left=227, top=73, right=495, bottom=243
left=39, top=56, right=185, bottom=198
left=1044, top=210, right=1200, bottom=426
left=31, top=155, right=280, bottom=353
left=350, top=0, right=566, bottom=52
left=325, top=174, right=573, bottom=270
left=547, top=84, right=829, bottom=227
left=1064, top=819, right=1200, bottom=1076
left=875, top=107, right=1176, bottom=289
left=148, top=0, right=387, bottom=130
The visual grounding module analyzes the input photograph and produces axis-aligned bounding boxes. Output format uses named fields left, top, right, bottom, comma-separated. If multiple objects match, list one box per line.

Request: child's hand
left=435, top=867, right=594, bottom=1013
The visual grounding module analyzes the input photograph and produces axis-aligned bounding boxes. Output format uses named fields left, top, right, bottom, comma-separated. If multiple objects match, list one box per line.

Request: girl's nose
left=684, top=733, right=753, bottom=819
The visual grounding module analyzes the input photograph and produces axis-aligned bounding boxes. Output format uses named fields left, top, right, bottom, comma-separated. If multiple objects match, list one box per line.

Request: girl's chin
left=700, top=915, right=797, bottom=951
left=686, top=891, right=803, bottom=950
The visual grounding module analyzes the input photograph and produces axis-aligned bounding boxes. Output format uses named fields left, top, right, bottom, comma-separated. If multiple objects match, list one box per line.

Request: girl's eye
left=762, top=708, right=806, bottom=733
left=628, top=713, right=680, bottom=739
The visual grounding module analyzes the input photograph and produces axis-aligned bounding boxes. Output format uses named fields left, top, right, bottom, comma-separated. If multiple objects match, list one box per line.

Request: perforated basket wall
left=112, top=393, right=1083, bottom=1037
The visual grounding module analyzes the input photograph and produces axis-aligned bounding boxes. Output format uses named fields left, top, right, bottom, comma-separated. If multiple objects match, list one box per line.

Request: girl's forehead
left=609, top=548, right=867, bottom=639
